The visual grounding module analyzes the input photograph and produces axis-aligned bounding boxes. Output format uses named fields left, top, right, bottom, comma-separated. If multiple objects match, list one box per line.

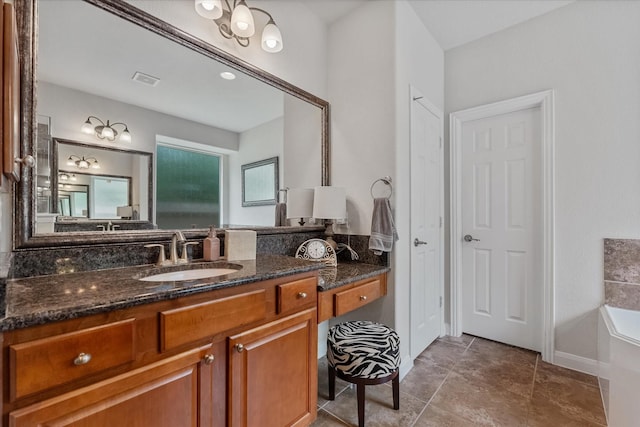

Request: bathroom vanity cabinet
left=1, top=271, right=319, bottom=427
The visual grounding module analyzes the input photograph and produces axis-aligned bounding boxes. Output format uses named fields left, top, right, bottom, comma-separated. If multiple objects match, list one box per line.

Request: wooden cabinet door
left=228, top=309, right=317, bottom=427
left=9, top=345, right=216, bottom=427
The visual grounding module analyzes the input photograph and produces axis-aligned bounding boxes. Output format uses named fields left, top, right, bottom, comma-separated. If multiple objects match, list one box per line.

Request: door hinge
left=439, top=137, right=443, bottom=149
left=439, top=216, right=443, bottom=228
left=439, top=296, right=443, bottom=308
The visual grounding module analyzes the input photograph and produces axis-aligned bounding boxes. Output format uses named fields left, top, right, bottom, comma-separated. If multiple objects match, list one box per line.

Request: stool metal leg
left=328, top=365, right=336, bottom=400
left=392, top=374, right=400, bottom=410
left=356, top=383, right=366, bottom=427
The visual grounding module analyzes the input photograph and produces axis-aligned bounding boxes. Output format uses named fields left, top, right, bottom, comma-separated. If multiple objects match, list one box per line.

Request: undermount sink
left=139, top=268, right=240, bottom=282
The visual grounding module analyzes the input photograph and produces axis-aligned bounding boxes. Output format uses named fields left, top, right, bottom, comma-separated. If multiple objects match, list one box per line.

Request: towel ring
left=370, top=176, right=393, bottom=199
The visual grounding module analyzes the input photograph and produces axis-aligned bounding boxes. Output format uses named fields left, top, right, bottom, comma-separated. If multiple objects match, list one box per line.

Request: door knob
left=414, top=238, right=428, bottom=247
left=464, top=234, right=480, bottom=242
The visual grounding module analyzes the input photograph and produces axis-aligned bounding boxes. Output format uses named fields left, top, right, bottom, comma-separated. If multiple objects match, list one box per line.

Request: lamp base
left=324, top=222, right=338, bottom=251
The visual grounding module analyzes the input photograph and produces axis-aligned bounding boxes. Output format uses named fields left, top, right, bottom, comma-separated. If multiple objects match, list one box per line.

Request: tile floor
left=312, top=334, right=607, bottom=427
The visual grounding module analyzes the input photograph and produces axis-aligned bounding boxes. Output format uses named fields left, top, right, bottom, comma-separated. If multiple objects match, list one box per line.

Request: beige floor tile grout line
left=409, top=336, right=477, bottom=427
left=530, top=354, right=539, bottom=399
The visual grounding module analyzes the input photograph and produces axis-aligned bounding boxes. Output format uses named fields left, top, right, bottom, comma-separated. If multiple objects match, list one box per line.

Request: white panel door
left=410, top=94, right=442, bottom=359
left=461, top=107, right=542, bottom=351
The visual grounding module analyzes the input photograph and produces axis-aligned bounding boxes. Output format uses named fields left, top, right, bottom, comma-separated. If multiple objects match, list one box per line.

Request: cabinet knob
left=297, top=292, right=307, bottom=299
left=14, top=155, right=35, bottom=168
left=73, top=352, right=92, bottom=366
left=235, top=343, right=244, bottom=353
left=203, top=354, right=215, bottom=365
left=360, top=295, right=368, bottom=301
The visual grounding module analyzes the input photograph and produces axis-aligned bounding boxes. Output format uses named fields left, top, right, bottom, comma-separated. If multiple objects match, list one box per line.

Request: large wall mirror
left=16, top=0, right=329, bottom=248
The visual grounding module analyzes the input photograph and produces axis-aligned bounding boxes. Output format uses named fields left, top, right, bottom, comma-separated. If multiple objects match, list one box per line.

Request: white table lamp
left=287, top=188, right=314, bottom=226
left=312, top=186, right=346, bottom=249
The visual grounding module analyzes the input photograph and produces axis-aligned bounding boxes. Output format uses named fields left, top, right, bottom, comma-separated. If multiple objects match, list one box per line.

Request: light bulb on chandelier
left=195, top=0, right=283, bottom=53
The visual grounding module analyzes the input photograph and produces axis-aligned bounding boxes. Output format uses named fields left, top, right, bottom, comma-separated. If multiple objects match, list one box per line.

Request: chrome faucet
left=145, top=231, right=198, bottom=266
left=169, top=231, right=186, bottom=264
left=144, top=243, right=169, bottom=266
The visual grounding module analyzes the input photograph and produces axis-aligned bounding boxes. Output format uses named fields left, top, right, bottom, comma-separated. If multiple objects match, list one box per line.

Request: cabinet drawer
left=9, top=319, right=135, bottom=400
left=160, top=289, right=266, bottom=352
left=334, top=279, right=383, bottom=316
left=277, top=277, right=317, bottom=314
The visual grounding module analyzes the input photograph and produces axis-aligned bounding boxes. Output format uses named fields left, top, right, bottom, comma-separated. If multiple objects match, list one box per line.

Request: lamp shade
left=261, top=20, right=283, bottom=53
left=195, top=0, right=223, bottom=19
left=117, top=206, right=133, bottom=217
left=287, top=188, right=314, bottom=219
left=312, top=186, right=346, bottom=220
left=120, top=128, right=132, bottom=143
left=231, top=0, right=255, bottom=37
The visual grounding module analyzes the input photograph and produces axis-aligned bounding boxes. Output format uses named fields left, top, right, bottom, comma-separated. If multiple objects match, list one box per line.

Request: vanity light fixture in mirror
left=58, top=172, right=77, bottom=181
left=81, top=115, right=132, bottom=142
left=66, top=155, right=100, bottom=170
left=194, top=0, right=283, bottom=53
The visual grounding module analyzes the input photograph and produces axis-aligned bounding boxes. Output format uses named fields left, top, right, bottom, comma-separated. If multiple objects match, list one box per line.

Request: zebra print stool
left=327, top=321, right=400, bottom=427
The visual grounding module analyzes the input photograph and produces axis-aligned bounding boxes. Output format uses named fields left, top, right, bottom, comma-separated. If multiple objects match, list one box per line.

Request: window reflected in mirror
left=156, top=144, right=221, bottom=229
left=90, top=176, right=130, bottom=219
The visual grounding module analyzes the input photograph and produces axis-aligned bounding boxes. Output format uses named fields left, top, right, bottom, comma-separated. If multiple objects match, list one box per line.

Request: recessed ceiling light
left=220, top=71, right=236, bottom=80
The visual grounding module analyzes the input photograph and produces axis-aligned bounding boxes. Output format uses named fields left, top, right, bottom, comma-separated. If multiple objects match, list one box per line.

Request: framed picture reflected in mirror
left=241, top=157, right=279, bottom=207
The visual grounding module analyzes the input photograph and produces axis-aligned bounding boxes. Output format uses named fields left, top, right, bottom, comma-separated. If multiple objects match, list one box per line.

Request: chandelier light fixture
left=66, top=155, right=100, bottom=170
left=195, top=0, right=283, bottom=53
left=81, top=116, right=131, bottom=142
left=58, top=173, right=77, bottom=181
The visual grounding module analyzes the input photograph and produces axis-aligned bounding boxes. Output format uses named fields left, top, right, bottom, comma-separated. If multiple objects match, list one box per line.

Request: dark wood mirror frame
left=14, top=0, right=330, bottom=249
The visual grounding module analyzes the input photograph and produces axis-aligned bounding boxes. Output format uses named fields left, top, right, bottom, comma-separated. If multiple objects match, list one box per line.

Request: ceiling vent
left=132, top=71, right=160, bottom=87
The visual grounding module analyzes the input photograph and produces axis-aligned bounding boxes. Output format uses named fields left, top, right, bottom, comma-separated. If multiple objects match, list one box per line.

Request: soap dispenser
left=203, top=226, right=220, bottom=261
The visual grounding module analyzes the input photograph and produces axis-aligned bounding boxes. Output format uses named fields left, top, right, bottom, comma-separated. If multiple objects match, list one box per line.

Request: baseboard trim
left=399, top=354, right=413, bottom=381
left=553, top=350, right=599, bottom=376
left=598, top=361, right=610, bottom=380
left=443, top=323, right=451, bottom=336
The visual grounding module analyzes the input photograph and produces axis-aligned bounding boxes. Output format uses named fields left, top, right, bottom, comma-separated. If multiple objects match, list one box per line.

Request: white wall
left=38, top=82, right=239, bottom=154
left=228, top=118, right=284, bottom=226
left=126, top=0, right=328, bottom=99
left=393, top=0, right=444, bottom=373
left=328, top=0, right=444, bottom=375
left=283, top=94, right=322, bottom=190
left=445, top=1, right=640, bottom=360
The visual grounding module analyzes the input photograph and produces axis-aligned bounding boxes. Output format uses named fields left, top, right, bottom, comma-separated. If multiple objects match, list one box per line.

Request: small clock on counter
left=295, top=238, right=337, bottom=267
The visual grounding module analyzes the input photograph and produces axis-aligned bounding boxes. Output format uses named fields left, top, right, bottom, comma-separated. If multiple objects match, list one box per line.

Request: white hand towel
left=368, top=198, right=398, bottom=255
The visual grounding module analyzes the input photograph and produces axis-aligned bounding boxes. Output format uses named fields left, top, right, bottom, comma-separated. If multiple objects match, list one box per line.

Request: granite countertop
left=318, top=262, right=390, bottom=291
left=0, top=254, right=390, bottom=332
left=0, top=254, right=325, bottom=332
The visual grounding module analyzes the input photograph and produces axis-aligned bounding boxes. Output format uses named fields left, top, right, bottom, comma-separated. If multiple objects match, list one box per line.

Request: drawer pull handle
left=297, top=292, right=308, bottom=299
left=235, top=344, right=245, bottom=353
left=203, top=354, right=215, bottom=365
left=360, top=295, right=368, bottom=301
left=73, top=353, right=92, bottom=366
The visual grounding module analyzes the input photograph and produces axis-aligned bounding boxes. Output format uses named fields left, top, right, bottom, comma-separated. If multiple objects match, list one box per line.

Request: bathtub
left=598, top=305, right=640, bottom=427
